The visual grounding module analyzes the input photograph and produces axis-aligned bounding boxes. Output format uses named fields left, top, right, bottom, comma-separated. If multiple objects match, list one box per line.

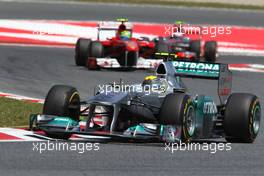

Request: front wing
left=29, top=114, right=182, bottom=142
left=95, top=57, right=162, bottom=69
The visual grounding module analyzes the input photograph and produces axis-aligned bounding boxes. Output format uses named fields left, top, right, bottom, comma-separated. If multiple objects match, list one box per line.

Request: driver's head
left=142, top=75, right=168, bottom=93
left=117, top=24, right=126, bottom=36
left=120, top=30, right=131, bottom=40
left=118, top=24, right=126, bottom=31
left=173, top=20, right=185, bottom=35
left=142, top=75, right=157, bottom=87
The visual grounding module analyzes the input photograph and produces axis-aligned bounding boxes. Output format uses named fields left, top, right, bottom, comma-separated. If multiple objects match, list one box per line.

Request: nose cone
left=126, top=41, right=139, bottom=51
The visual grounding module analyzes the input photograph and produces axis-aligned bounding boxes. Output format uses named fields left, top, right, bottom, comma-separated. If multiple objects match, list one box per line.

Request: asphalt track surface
left=0, top=1, right=264, bottom=26
left=0, top=1, right=264, bottom=176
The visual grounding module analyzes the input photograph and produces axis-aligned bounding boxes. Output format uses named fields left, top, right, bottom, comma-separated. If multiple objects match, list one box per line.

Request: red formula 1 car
left=154, top=21, right=218, bottom=62
left=75, top=19, right=160, bottom=70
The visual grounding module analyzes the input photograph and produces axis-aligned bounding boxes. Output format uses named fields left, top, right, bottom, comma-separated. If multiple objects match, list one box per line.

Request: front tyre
left=118, top=51, right=138, bottom=70
left=43, top=85, right=81, bottom=139
left=127, top=51, right=138, bottom=66
left=159, top=93, right=196, bottom=143
left=224, top=93, right=261, bottom=143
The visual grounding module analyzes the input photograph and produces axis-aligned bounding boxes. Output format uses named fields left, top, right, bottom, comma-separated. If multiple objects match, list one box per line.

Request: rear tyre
left=159, top=93, right=196, bottom=143
left=224, top=93, right=261, bottom=143
left=43, top=85, right=81, bottom=139
left=189, top=40, right=201, bottom=61
left=204, top=41, right=217, bottom=63
left=75, top=38, right=91, bottom=66
left=90, top=41, right=104, bottom=58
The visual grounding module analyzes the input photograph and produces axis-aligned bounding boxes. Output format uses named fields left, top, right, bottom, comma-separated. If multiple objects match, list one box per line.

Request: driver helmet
left=173, top=20, right=185, bottom=36
left=142, top=75, right=167, bottom=92
left=120, top=30, right=131, bottom=40
left=118, top=24, right=126, bottom=32
left=142, top=75, right=157, bottom=86
left=117, top=24, right=126, bottom=37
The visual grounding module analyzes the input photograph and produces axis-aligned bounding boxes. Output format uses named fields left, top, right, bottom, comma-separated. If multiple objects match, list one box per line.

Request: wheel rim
left=68, top=92, right=80, bottom=120
left=253, top=106, right=261, bottom=135
left=186, top=105, right=195, bottom=136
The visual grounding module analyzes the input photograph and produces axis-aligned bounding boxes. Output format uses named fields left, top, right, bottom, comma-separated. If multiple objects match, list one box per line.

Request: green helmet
left=120, top=30, right=131, bottom=40
left=175, top=20, right=185, bottom=25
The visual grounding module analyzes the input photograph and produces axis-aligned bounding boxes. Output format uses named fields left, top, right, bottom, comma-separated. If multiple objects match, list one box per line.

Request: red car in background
left=75, top=19, right=160, bottom=70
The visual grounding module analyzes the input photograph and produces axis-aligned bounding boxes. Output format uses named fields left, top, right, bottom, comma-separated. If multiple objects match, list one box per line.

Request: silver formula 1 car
left=30, top=60, right=261, bottom=143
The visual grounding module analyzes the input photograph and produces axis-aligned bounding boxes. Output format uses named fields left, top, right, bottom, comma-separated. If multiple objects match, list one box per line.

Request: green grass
left=78, top=0, right=264, bottom=11
left=0, top=97, right=42, bottom=127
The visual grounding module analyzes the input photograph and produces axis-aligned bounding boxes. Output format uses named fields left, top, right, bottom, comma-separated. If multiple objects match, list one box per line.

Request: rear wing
left=181, top=25, right=203, bottom=35
left=98, top=21, right=133, bottom=30
left=173, top=61, right=220, bottom=79
left=156, top=60, right=232, bottom=104
left=97, top=21, right=133, bottom=40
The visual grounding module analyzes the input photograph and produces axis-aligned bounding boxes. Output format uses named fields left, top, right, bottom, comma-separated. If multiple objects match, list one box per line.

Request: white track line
left=0, top=91, right=44, bottom=103
left=0, top=128, right=44, bottom=141
left=0, top=20, right=264, bottom=56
